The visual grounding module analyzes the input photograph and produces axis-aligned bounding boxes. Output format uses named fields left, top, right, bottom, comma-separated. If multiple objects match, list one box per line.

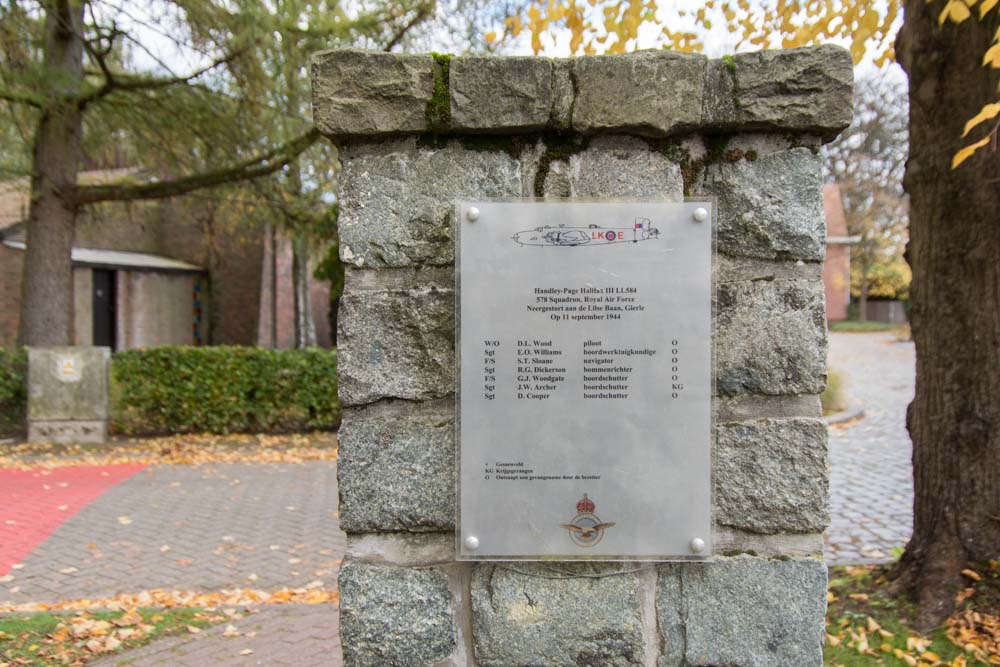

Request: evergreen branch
left=0, top=86, right=43, bottom=108
left=73, top=127, right=321, bottom=205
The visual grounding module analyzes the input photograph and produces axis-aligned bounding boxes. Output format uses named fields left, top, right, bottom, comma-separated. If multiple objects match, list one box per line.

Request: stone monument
left=27, top=347, right=110, bottom=444
left=312, top=45, right=852, bottom=666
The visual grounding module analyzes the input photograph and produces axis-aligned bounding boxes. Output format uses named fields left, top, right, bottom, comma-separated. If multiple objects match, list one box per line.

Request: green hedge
left=0, top=348, right=27, bottom=432
left=111, top=347, right=340, bottom=435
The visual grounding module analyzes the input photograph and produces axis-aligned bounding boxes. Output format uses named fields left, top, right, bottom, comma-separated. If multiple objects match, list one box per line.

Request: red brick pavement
left=0, top=464, right=147, bottom=576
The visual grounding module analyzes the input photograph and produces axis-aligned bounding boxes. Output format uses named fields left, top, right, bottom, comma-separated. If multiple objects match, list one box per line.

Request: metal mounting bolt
left=466, top=207, right=480, bottom=222
left=692, top=207, right=709, bottom=223
left=464, top=535, right=480, bottom=550
left=689, top=537, right=706, bottom=554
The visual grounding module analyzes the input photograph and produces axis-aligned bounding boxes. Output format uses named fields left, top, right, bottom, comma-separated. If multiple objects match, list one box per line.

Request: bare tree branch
left=78, top=46, right=245, bottom=107
left=383, top=3, right=435, bottom=52
left=72, top=127, right=321, bottom=204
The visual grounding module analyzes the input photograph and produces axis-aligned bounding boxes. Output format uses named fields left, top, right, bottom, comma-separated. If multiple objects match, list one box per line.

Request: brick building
left=821, top=183, right=860, bottom=322
left=0, top=173, right=332, bottom=349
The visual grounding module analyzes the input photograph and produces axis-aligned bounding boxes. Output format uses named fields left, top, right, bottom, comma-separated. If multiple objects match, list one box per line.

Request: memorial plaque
left=457, top=201, right=714, bottom=560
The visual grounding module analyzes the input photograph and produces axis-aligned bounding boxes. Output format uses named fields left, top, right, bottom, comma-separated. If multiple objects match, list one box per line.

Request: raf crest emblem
left=561, top=494, right=615, bottom=548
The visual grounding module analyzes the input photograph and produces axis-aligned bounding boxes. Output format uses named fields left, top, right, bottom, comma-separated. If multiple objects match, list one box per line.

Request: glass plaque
left=457, top=201, right=713, bottom=560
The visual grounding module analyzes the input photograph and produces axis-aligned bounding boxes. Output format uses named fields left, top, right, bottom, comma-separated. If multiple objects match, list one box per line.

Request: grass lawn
left=825, top=562, right=1000, bottom=666
left=0, top=607, right=225, bottom=666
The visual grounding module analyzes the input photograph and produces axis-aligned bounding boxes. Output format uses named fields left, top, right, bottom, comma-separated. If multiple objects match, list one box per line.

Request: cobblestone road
left=825, top=331, right=916, bottom=565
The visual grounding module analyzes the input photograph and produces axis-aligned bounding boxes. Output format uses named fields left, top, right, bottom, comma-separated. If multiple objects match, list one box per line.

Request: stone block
left=27, top=420, right=107, bottom=445
left=658, top=556, right=827, bottom=667
left=565, top=136, right=684, bottom=199
left=346, top=532, right=456, bottom=565
left=572, top=51, right=706, bottom=136
left=27, top=347, right=109, bottom=425
left=338, top=401, right=455, bottom=532
left=702, top=57, right=738, bottom=128
left=339, top=562, right=455, bottom=667
left=704, top=148, right=825, bottom=261
left=451, top=57, right=563, bottom=131
left=337, top=279, right=454, bottom=406
left=715, top=418, right=828, bottom=533
left=337, top=138, right=523, bottom=269
left=472, top=563, right=645, bottom=667
left=715, top=279, right=826, bottom=396
left=731, top=45, right=854, bottom=140
left=311, top=49, right=433, bottom=136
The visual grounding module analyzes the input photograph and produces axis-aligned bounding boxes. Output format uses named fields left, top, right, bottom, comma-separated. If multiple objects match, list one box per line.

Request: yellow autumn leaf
left=952, top=136, right=991, bottom=168
left=484, top=31, right=497, bottom=43
left=980, top=0, right=999, bottom=16
left=939, top=0, right=972, bottom=23
left=961, top=103, right=1000, bottom=136
left=983, top=43, right=1000, bottom=68
left=960, top=567, right=983, bottom=581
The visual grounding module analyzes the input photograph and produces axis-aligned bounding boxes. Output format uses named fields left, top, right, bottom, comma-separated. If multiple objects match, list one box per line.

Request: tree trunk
left=292, top=235, right=317, bottom=348
left=892, top=0, right=1000, bottom=630
left=859, top=262, right=870, bottom=322
left=18, top=1, right=84, bottom=347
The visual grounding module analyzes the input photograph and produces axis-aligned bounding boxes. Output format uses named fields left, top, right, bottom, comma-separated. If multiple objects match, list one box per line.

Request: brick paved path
left=0, top=464, right=147, bottom=576
left=825, top=331, right=916, bottom=565
left=1, top=460, right=344, bottom=665
left=92, top=605, right=339, bottom=666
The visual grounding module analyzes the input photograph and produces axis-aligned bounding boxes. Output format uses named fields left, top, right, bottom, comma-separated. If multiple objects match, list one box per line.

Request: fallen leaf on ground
left=222, top=624, right=240, bottom=637
left=0, top=587, right=340, bottom=613
left=117, top=516, right=132, bottom=525
left=114, top=609, right=142, bottom=626
left=0, top=432, right=338, bottom=469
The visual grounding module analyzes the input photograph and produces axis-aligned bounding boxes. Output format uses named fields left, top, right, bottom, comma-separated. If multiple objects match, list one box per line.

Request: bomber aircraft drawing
left=512, top=217, right=660, bottom=247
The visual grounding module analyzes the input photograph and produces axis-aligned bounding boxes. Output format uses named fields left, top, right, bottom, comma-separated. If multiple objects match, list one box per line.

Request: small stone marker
left=27, top=347, right=110, bottom=444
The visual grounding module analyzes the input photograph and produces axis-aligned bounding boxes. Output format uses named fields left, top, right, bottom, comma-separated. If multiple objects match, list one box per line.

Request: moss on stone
left=722, top=54, right=736, bottom=72
left=425, top=52, right=453, bottom=133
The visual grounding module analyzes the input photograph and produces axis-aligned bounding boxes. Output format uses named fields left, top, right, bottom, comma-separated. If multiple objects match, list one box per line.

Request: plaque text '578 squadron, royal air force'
left=457, top=201, right=713, bottom=560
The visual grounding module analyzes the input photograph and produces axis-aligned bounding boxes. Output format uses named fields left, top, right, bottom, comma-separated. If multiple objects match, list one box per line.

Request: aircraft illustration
left=512, top=218, right=660, bottom=247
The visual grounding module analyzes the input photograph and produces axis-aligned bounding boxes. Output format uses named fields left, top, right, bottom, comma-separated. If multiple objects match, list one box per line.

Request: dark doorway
left=92, top=269, right=116, bottom=349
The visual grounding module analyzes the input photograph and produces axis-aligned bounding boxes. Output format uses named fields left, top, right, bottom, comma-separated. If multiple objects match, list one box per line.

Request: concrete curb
left=824, top=405, right=864, bottom=425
